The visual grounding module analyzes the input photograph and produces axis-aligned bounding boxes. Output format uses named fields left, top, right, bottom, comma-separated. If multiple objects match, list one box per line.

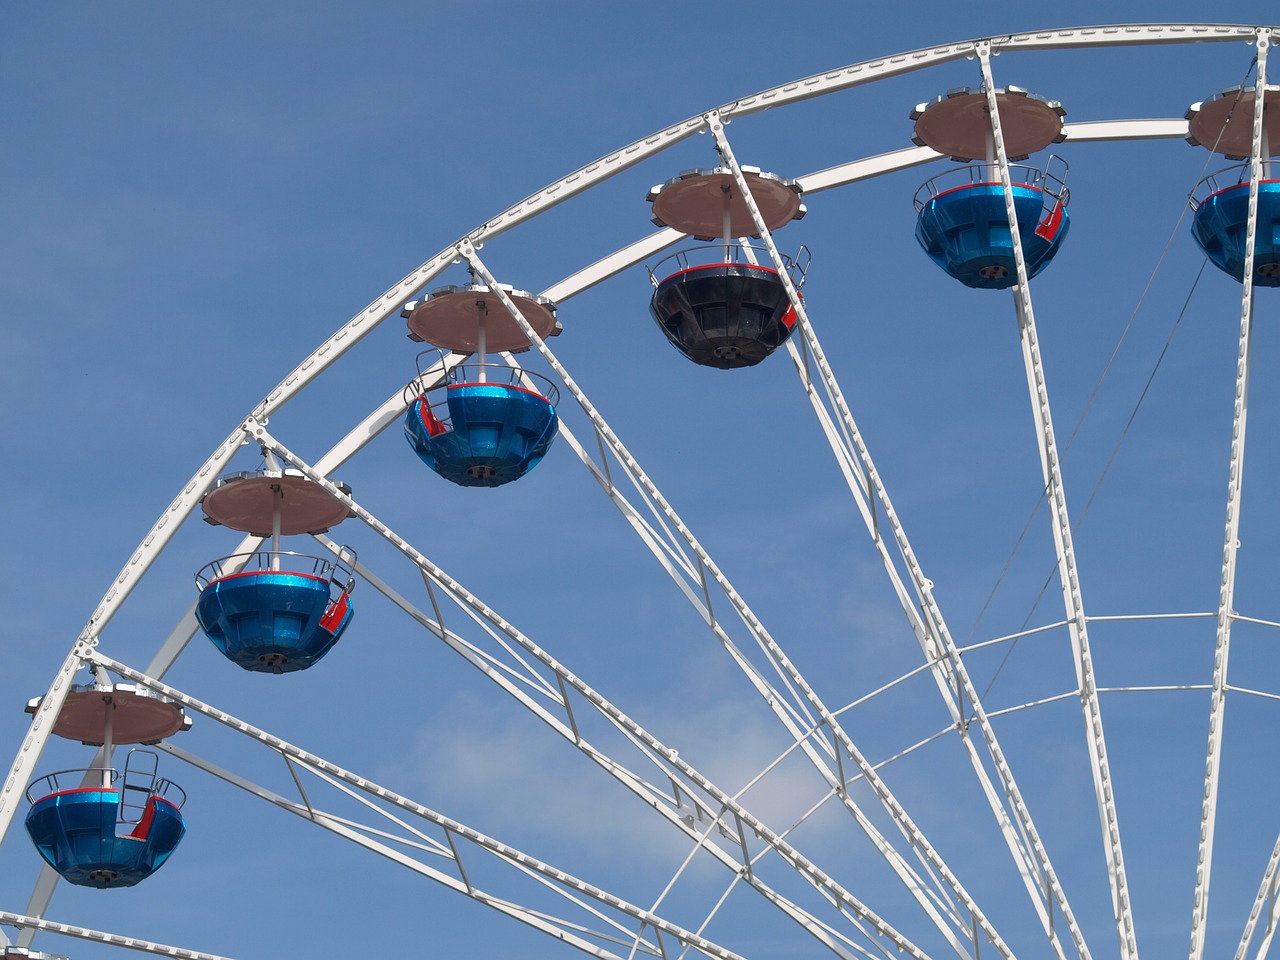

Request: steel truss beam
left=248, top=429, right=930, bottom=960
left=706, top=112, right=1105, bottom=960
left=973, top=41, right=1135, bottom=960
left=0, top=911, right=236, bottom=960
left=454, top=244, right=1004, bottom=959
left=719, top=124, right=1095, bottom=960
left=1195, top=27, right=1271, bottom=960
left=86, top=650, right=830, bottom=960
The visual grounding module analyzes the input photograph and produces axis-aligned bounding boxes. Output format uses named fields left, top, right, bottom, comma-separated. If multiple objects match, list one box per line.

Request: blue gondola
left=195, top=550, right=355, bottom=673
left=24, top=766, right=186, bottom=889
left=1190, top=171, right=1280, bottom=286
left=914, top=160, right=1071, bottom=289
left=404, top=361, right=560, bottom=487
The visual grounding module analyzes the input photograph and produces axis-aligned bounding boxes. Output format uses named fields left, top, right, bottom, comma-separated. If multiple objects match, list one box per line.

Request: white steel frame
left=3, top=22, right=1278, bottom=960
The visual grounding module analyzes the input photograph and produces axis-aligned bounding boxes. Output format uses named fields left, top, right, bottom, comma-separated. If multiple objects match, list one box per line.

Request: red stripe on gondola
left=209, top=571, right=328, bottom=586
left=1201, top=179, right=1280, bottom=205
left=929, top=182, right=1043, bottom=203
left=448, top=383, right=551, bottom=401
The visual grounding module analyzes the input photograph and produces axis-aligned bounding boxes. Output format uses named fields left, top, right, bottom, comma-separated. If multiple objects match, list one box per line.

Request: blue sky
left=5, top=4, right=1280, bottom=960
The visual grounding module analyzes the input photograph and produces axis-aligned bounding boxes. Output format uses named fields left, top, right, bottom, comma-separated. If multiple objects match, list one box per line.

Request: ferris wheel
left=4, top=21, right=1280, bottom=960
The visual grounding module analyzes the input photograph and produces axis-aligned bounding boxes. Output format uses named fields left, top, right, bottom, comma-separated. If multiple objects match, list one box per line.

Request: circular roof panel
left=27, top=684, right=191, bottom=746
left=911, top=86, right=1066, bottom=162
left=648, top=168, right=805, bottom=240
left=404, top=285, right=559, bottom=353
left=1186, top=85, right=1280, bottom=159
left=201, top=469, right=354, bottom=535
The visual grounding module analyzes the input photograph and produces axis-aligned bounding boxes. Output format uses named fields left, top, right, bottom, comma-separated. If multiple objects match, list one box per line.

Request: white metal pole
left=977, top=40, right=1135, bottom=960
left=1191, top=29, right=1269, bottom=960
left=271, top=483, right=282, bottom=571
left=722, top=183, right=732, bottom=263
left=101, top=701, right=114, bottom=790
left=706, top=109, right=1072, bottom=960
left=459, top=205, right=1001, bottom=960
left=477, top=300, right=488, bottom=383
